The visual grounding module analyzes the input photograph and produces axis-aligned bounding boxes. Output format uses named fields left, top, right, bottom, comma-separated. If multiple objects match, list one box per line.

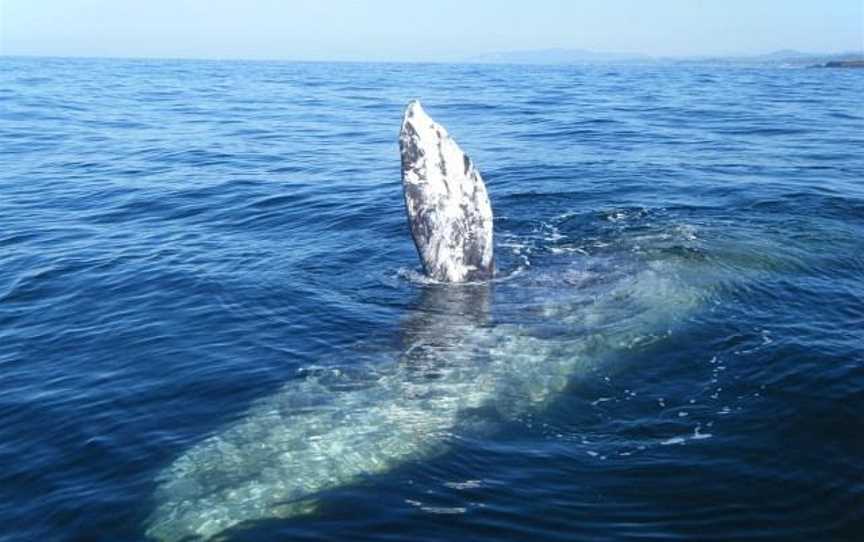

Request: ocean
left=1, top=57, right=862, bottom=541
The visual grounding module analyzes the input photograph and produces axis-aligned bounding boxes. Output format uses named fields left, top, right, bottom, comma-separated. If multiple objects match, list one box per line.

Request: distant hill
left=467, top=48, right=651, bottom=65
left=463, top=48, right=863, bottom=67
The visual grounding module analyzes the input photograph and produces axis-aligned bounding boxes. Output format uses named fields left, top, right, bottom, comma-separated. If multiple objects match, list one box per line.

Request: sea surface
left=1, top=57, right=862, bottom=541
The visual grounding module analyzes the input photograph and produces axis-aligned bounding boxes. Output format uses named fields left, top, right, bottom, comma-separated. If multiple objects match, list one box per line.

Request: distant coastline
left=2, top=49, right=863, bottom=67
left=466, top=48, right=864, bottom=67
left=813, top=59, right=864, bottom=68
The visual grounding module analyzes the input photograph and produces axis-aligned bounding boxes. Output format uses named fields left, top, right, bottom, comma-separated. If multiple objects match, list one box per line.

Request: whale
left=146, top=262, right=699, bottom=541
left=145, top=102, right=705, bottom=541
left=400, top=100, right=494, bottom=282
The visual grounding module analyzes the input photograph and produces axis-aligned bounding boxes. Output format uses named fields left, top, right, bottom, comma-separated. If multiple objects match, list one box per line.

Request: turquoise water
left=1, top=57, right=862, bottom=541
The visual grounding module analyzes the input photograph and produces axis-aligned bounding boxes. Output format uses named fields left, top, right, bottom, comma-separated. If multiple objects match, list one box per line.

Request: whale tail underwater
left=145, top=102, right=704, bottom=541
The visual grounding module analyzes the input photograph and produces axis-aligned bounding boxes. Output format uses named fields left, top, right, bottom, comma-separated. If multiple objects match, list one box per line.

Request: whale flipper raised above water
left=400, top=100, right=494, bottom=282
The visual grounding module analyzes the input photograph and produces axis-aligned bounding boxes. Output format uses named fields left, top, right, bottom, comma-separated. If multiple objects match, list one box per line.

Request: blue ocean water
left=1, top=56, right=862, bottom=541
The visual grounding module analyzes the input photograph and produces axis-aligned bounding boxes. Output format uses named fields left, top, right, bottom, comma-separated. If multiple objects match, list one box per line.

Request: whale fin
left=399, top=100, right=494, bottom=282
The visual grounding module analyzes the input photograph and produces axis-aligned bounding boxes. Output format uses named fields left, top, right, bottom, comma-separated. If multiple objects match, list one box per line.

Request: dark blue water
left=1, top=57, right=862, bottom=542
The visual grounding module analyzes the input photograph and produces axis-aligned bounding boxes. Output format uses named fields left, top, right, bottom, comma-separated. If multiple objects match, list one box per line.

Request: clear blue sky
left=1, top=0, right=861, bottom=60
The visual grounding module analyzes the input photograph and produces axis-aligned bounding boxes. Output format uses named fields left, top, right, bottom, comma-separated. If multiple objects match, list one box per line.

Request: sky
left=1, top=0, right=862, bottom=61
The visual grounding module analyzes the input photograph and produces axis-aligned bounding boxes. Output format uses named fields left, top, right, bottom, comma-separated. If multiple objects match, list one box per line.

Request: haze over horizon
left=1, top=0, right=862, bottom=62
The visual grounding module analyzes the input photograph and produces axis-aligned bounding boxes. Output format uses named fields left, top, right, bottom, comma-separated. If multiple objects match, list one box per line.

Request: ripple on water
left=0, top=58, right=862, bottom=542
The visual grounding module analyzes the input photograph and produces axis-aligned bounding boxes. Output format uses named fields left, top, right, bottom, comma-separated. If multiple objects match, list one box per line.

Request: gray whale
left=144, top=102, right=704, bottom=541
left=400, top=100, right=494, bottom=282
left=146, top=263, right=700, bottom=541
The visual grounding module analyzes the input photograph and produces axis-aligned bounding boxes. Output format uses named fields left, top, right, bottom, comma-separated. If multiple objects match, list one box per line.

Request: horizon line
left=1, top=47, right=862, bottom=65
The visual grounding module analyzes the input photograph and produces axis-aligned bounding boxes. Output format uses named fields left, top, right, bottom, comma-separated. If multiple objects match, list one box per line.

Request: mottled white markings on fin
left=399, top=100, right=494, bottom=282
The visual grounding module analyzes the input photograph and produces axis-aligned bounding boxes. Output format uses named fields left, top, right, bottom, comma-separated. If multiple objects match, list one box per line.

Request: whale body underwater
left=146, top=102, right=706, bottom=540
